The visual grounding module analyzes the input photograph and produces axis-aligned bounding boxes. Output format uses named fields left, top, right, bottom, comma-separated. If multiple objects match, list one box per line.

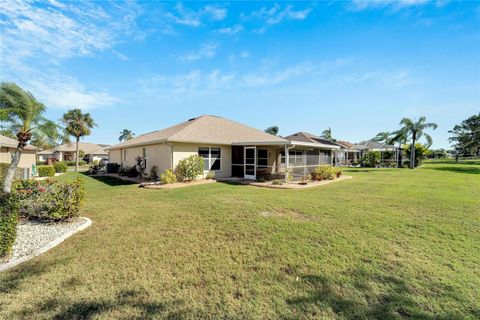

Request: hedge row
left=37, top=165, right=55, bottom=177
left=0, top=193, right=19, bottom=257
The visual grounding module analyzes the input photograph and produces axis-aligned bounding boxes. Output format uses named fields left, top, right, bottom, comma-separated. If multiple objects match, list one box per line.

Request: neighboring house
left=335, top=139, right=402, bottom=166
left=37, top=142, right=109, bottom=163
left=108, top=115, right=340, bottom=180
left=0, top=134, right=39, bottom=177
left=335, top=140, right=361, bottom=166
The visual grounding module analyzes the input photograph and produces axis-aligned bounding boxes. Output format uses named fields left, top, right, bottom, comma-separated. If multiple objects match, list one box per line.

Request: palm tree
left=399, top=117, right=438, bottom=168
left=372, top=131, right=391, bottom=144
left=0, top=82, right=57, bottom=193
left=61, top=108, right=96, bottom=172
left=119, top=129, right=135, bottom=142
left=321, top=127, right=334, bottom=141
left=264, top=126, right=279, bottom=136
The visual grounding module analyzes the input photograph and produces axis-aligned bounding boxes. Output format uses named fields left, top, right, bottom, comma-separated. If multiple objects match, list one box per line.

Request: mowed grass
left=1, top=161, right=479, bottom=319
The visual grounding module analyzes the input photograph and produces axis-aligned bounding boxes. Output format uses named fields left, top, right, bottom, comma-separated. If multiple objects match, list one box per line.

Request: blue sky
left=1, top=0, right=479, bottom=148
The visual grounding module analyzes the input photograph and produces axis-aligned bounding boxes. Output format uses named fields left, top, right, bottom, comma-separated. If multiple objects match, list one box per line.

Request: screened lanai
left=230, top=132, right=340, bottom=181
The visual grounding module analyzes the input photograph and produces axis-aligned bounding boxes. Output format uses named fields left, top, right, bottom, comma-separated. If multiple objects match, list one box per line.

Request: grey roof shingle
left=109, top=115, right=288, bottom=150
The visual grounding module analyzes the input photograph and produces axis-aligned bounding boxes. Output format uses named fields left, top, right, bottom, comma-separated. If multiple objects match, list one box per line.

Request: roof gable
left=109, top=115, right=287, bottom=150
left=0, top=134, right=39, bottom=151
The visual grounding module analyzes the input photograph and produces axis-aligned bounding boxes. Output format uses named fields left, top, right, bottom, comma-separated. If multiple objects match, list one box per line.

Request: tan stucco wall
left=172, top=143, right=232, bottom=178
left=109, top=142, right=232, bottom=178
left=109, top=149, right=121, bottom=164
left=0, top=147, right=36, bottom=169
left=110, top=144, right=172, bottom=176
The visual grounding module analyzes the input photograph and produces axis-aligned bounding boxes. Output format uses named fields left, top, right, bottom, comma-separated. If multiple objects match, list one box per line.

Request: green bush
left=312, top=165, right=335, bottom=181
left=106, top=163, right=120, bottom=173
left=175, top=155, right=204, bottom=181
left=37, top=165, right=55, bottom=177
left=361, top=151, right=381, bottom=167
left=36, top=160, right=45, bottom=166
left=66, top=160, right=86, bottom=166
left=160, top=169, right=177, bottom=184
left=13, top=178, right=85, bottom=221
left=119, top=165, right=138, bottom=178
left=0, top=193, right=19, bottom=258
left=53, top=162, right=68, bottom=173
left=150, top=166, right=159, bottom=181
left=272, top=179, right=284, bottom=185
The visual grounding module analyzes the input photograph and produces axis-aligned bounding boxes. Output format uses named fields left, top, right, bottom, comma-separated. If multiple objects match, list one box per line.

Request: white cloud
left=217, top=24, right=244, bottom=35
left=20, top=69, right=121, bottom=110
left=181, top=42, right=218, bottom=61
left=242, top=63, right=316, bottom=87
left=166, top=3, right=227, bottom=27
left=245, top=4, right=312, bottom=25
left=0, top=0, right=138, bottom=110
left=351, top=0, right=430, bottom=11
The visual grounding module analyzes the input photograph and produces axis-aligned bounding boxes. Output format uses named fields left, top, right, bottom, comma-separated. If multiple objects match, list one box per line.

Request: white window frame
left=198, top=147, right=221, bottom=172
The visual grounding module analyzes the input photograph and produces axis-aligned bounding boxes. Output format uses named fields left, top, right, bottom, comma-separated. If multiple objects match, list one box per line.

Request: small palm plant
left=0, top=82, right=59, bottom=193
left=399, top=117, right=438, bottom=168
left=61, top=108, right=96, bottom=172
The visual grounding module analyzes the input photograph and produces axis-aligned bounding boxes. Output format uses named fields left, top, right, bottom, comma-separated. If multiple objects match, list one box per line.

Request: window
left=280, top=150, right=304, bottom=165
left=198, top=147, right=221, bottom=171
left=142, top=148, right=146, bottom=157
left=257, top=149, right=268, bottom=168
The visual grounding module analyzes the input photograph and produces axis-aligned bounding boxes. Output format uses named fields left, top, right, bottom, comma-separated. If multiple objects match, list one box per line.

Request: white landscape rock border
left=0, top=217, right=92, bottom=272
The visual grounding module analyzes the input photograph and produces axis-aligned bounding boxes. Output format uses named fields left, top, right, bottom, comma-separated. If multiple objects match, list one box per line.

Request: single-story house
left=0, top=134, right=39, bottom=178
left=108, top=115, right=340, bottom=180
left=37, top=142, right=109, bottom=163
left=335, top=139, right=402, bottom=166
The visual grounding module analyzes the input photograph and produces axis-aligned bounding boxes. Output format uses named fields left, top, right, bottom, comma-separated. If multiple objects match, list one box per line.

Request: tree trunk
left=2, top=148, right=22, bottom=193
left=75, top=136, right=79, bottom=172
left=410, top=133, right=416, bottom=169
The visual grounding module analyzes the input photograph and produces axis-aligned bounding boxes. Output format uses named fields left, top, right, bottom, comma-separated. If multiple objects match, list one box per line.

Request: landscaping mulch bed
left=142, top=179, right=217, bottom=189
left=222, top=175, right=353, bottom=189
left=0, top=217, right=91, bottom=272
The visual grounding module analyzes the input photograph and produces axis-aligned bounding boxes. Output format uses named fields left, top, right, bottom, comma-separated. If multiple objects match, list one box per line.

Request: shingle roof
left=336, top=140, right=355, bottom=149
left=283, top=132, right=341, bottom=147
left=38, top=142, right=109, bottom=155
left=354, top=140, right=397, bottom=150
left=108, top=115, right=288, bottom=150
left=0, top=134, right=39, bottom=151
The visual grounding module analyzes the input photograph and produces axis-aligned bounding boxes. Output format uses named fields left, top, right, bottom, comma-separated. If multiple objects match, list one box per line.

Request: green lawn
left=1, top=161, right=479, bottom=319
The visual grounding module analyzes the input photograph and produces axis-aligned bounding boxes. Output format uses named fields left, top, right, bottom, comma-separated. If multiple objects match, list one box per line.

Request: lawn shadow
left=27, top=289, right=185, bottom=320
left=285, top=268, right=468, bottom=319
left=0, top=258, right=60, bottom=294
left=81, top=173, right=138, bottom=186
left=426, top=166, right=480, bottom=175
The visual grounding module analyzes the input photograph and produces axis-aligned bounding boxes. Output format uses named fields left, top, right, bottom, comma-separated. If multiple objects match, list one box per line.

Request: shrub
left=53, top=162, right=68, bottom=173
left=160, top=169, right=177, bottom=184
left=312, top=165, right=335, bottom=181
left=93, top=159, right=99, bottom=165
left=36, top=160, right=45, bottom=166
left=175, top=155, right=204, bottom=181
left=361, top=151, right=381, bottom=167
left=119, top=165, right=138, bottom=178
left=106, top=163, right=120, bottom=174
left=206, top=171, right=216, bottom=180
left=150, top=166, right=159, bottom=181
left=335, top=168, right=343, bottom=178
left=272, top=179, right=284, bottom=185
left=66, top=160, right=86, bottom=166
left=37, top=165, right=55, bottom=177
left=0, top=193, right=19, bottom=258
left=13, top=178, right=85, bottom=221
